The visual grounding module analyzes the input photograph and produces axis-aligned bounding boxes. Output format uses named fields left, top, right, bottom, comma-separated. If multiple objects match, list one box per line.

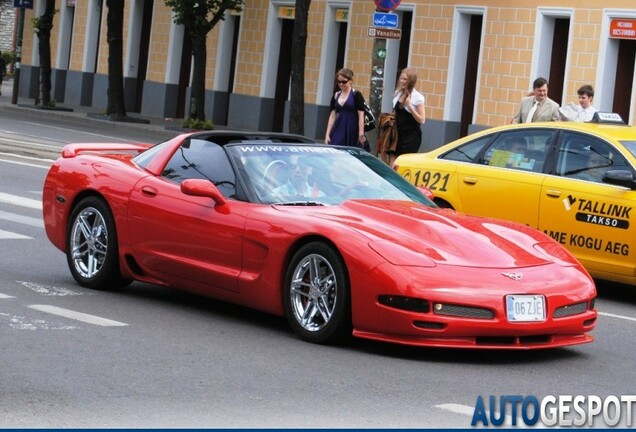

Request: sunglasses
left=337, top=80, right=349, bottom=84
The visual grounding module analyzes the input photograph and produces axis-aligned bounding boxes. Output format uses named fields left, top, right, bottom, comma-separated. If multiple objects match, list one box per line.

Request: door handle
left=462, top=177, right=478, bottom=185
left=545, top=189, right=562, bottom=198
left=140, top=186, right=158, bottom=197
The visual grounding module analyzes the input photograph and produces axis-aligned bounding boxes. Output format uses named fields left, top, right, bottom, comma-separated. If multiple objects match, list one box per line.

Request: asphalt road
left=0, top=109, right=635, bottom=428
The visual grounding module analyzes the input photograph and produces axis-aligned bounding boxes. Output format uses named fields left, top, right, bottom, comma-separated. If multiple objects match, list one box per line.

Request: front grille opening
left=476, top=336, right=516, bottom=345
left=413, top=321, right=446, bottom=330
left=554, top=302, right=588, bottom=318
left=378, top=295, right=429, bottom=313
left=519, top=334, right=551, bottom=344
left=475, top=335, right=551, bottom=346
left=433, top=303, right=494, bottom=319
left=584, top=318, right=596, bottom=327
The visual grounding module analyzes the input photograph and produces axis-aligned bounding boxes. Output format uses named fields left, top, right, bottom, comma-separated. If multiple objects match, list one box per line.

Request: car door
left=127, top=139, right=246, bottom=293
left=452, top=129, right=556, bottom=227
left=539, top=131, right=636, bottom=278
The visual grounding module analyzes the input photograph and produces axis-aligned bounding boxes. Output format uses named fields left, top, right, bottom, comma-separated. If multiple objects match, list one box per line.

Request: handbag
left=362, top=100, right=376, bottom=132
left=352, top=89, right=376, bottom=132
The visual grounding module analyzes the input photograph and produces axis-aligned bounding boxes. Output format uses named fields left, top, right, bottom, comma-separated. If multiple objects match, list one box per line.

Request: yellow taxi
left=395, top=113, right=636, bottom=286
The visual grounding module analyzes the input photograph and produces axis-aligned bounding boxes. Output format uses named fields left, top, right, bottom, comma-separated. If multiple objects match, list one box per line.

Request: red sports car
left=42, top=131, right=597, bottom=349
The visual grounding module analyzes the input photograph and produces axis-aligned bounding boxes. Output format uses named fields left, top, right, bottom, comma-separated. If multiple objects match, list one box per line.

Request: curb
left=0, top=102, right=181, bottom=141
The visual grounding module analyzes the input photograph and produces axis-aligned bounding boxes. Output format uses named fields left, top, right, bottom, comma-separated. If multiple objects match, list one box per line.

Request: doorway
left=613, top=39, right=636, bottom=122
left=133, top=0, right=153, bottom=112
left=459, top=14, right=482, bottom=137
left=547, top=18, right=570, bottom=106
left=272, top=19, right=293, bottom=132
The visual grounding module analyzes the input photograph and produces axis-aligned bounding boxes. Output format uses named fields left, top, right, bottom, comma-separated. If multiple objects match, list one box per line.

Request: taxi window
left=620, top=140, right=636, bottom=158
left=483, top=130, right=554, bottom=172
left=557, top=133, right=633, bottom=183
left=441, top=136, right=492, bottom=162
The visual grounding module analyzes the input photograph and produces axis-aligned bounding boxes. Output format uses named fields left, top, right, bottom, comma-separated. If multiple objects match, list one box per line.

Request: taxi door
left=538, top=177, right=636, bottom=277
left=454, top=130, right=555, bottom=227
left=538, top=132, right=636, bottom=278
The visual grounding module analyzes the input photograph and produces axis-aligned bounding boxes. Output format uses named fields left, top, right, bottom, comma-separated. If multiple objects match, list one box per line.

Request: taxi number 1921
left=506, top=295, right=546, bottom=322
left=412, top=171, right=450, bottom=192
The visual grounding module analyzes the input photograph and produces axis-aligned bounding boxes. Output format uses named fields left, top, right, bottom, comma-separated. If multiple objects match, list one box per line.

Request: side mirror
left=603, top=170, right=636, bottom=189
left=181, top=179, right=228, bottom=207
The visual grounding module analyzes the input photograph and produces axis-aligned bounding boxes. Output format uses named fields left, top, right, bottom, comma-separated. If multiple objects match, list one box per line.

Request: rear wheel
left=434, top=198, right=455, bottom=209
left=66, top=197, right=131, bottom=290
left=284, top=242, right=351, bottom=344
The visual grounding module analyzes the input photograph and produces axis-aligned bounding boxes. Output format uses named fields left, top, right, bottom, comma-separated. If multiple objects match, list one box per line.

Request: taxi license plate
left=506, top=295, right=546, bottom=322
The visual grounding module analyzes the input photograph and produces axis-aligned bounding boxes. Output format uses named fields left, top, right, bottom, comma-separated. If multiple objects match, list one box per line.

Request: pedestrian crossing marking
left=28, top=305, right=129, bottom=327
left=0, top=209, right=43, bottom=228
left=0, top=192, right=42, bottom=209
left=0, top=228, right=32, bottom=239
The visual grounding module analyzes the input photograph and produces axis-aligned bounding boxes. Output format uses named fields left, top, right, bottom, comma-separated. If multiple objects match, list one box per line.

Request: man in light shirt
left=560, top=85, right=597, bottom=122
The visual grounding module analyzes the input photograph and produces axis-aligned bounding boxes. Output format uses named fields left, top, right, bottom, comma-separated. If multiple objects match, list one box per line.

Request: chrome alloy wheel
left=70, top=206, right=108, bottom=279
left=289, top=253, right=337, bottom=332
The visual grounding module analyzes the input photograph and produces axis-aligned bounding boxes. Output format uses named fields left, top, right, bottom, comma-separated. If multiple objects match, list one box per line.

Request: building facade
left=0, top=0, right=16, bottom=54
left=14, top=0, right=636, bottom=150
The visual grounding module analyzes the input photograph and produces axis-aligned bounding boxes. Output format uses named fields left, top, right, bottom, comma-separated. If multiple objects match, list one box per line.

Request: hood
left=278, top=200, right=556, bottom=269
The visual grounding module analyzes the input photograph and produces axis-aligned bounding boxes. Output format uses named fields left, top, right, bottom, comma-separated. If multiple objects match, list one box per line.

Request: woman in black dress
left=390, top=68, right=426, bottom=166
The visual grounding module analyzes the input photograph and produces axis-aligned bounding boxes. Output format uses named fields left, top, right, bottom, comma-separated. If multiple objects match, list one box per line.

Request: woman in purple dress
left=324, top=68, right=368, bottom=149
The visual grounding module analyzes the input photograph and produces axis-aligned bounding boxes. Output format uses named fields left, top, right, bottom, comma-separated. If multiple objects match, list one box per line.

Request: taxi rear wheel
left=434, top=198, right=455, bottom=209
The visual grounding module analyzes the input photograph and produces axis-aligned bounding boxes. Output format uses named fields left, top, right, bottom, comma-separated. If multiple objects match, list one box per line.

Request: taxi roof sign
left=591, top=112, right=626, bottom=125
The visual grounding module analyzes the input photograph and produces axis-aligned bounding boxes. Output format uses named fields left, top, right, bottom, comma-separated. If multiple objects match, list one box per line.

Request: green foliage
left=31, top=9, right=58, bottom=33
left=1, top=51, right=15, bottom=64
left=163, top=0, right=244, bottom=37
left=182, top=117, right=214, bottom=130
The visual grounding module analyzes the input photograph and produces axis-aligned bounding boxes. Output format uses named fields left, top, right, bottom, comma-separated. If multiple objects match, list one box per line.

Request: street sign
left=610, top=19, right=636, bottom=39
left=13, top=0, right=33, bottom=8
left=368, top=27, right=402, bottom=40
left=373, top=12, right=398, bottom=29
left=373, top=0, right=401, bottom=12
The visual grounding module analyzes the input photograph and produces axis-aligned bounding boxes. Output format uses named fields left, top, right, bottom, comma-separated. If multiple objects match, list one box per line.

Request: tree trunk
left=35, top=0, right=55, bottom=106
left=189, top=27, right=207, bottom=121
left=289, top=0, right=311, bottom=135
left=106, top=0, right=127, bottom=117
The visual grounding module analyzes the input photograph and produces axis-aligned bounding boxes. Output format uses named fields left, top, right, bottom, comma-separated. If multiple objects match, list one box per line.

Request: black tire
left=283, top=241, right=352, bottom=344
left=66, top=196, right=131, bottom=290
left=434, top=198, right=455, bottom=209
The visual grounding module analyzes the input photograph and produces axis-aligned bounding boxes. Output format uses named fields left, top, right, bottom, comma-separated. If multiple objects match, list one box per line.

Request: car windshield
left=226, top=144, right=435, bottom=206
left=619, top=140, right=636, bottom=159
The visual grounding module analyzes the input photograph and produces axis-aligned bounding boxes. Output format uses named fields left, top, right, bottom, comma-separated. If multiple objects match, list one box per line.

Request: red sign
left=610, top=19, right=636, bottom=39
left=374, top=0, right=401, bottom=12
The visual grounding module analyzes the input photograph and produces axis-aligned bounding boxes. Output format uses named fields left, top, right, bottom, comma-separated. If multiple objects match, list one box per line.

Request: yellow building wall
left=15, top=0, right=636, bottom=126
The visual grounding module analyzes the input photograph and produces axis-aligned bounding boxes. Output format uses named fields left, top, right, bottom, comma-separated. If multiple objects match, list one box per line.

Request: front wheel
left=284, top=242, right=352, bottom=344
left=66, top=196, right=131, bottom=290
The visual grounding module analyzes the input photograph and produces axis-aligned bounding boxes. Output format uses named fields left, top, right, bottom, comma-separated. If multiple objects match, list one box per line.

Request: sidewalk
left=0, top=77, right=182, bottom=141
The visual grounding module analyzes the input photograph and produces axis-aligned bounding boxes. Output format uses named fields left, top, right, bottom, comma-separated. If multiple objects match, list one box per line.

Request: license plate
left=506, top=295, right=546, bottom=322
